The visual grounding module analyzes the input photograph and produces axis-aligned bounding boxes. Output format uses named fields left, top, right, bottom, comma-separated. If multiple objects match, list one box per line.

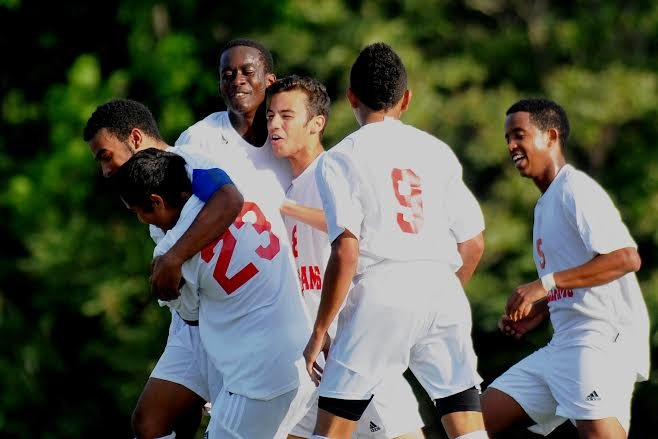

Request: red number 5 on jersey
left=536, top=238, right=546, bottom=269
left=200, top=201, right=280, bottom=294
left=391, top=168, right=424, bottom=234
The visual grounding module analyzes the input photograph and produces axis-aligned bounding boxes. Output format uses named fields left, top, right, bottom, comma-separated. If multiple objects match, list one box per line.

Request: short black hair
left=112, top=148, right=191, bottom=212
left=349, top=42, right=407, bottom=111
left=218, top=38, right=274, bottom=74
left=268, top=75, right=331, bottom=135
left=506, top=98, right=570, bottom=148
left=83, top=98, right=163, bottom=142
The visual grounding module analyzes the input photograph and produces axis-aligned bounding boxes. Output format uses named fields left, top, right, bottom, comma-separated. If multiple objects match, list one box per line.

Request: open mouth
left=270, top=133, right=285, bottom=143
left=232, top=91, right=250, bottom=100
left=511, top=152, right=527, bottom=168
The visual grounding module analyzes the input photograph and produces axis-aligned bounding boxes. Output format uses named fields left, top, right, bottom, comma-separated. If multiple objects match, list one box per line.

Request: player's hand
left=498, top=309, right=546, bottom=339
left=505, top=279, right=547, bottom=321
left=150, top=252, right=184, bottom=301
left=303, top=331, right=330, bottom=386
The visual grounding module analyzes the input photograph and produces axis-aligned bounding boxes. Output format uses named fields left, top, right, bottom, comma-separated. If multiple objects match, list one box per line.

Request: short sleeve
left=446, top=179, right=485, bottom=242
left=565, top=174, right=636, bottom=254
left=315, top=151, right=364, bottom=243
left=440, top=147, right=484, bottom=242
left=170, top=145, right=234, bottom=202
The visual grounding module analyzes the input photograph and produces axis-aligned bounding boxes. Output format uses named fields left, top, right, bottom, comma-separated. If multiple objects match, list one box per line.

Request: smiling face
left=88, top=128, right=135, bottom=177
left=266, top=89, right=316, bottom=159
left=504, top=111, right=554, bottom=180
left=219, top=46, right=275, bottom=116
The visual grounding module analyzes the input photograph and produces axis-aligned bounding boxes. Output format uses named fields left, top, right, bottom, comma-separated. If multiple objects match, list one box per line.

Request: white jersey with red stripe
left=153, top=147, right=311, bottom=401
left=316, top=117, right=484, bottom=278
left=532, top=164, right=650, bottom=381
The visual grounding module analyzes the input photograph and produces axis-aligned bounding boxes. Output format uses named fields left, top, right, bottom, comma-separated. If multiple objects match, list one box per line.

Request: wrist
left=164, top=247, right=186, bottom=265
left=312, top=325, right=328, bottom=338
left=540, top=272, right=556, bottom=292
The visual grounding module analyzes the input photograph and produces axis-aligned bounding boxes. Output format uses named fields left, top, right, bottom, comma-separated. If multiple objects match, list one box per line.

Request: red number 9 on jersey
left=391, top=168, right=424, bottom=234
left=200, top=201, right=280, bottom=294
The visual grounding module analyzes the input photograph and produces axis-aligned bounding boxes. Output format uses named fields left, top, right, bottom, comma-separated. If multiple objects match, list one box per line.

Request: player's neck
left=289, top=141, right=324, bottom=177
left=534, top=156, right=567, bottom=193
left=229, top=107, right=268, bottom=146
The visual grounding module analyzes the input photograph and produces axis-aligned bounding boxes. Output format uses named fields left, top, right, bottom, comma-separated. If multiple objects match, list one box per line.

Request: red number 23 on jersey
left=200, top=201, right=280, bottom=294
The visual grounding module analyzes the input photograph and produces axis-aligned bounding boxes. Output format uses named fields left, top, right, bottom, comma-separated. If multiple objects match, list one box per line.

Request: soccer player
left=481, top=98, right=650, bottom=438
left=84, top=98, right=243, bottom=439
left=175, top=38, right=292, bottom=199
left=113, top=148, right=316, bottom=438
left=304, top=43, right=487, bottom=439
left=267, top=74, right=425, bottom=439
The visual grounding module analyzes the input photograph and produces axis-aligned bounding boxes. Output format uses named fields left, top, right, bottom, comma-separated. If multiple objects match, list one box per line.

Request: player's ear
left=266, top=73, right=276, bottom=88
left=399, top=89, right=412, bottom=113
left=547, top=127, right=559, bottom=148
left=309, top=115, right=326, bottom=135
left=149, top=194, right=165, bottom=208
left=346, top=88, right=359, bottom=109
left=129, top=128, right=144, bottom=151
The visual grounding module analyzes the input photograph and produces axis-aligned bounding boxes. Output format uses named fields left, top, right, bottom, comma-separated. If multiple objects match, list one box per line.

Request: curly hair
left=349, top=42, right=407, bottom=111
left=83, top=98, right=162, bottom=142
left=506, top=98, right=570, bottom=149
left=217, top=38, right=274, bottom=74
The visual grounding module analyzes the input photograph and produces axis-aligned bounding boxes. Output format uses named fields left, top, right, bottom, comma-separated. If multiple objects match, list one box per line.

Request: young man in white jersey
left=174, top=39, right=322, bottom=244
left=175, top=39, right=292, bottom=200
left=304, top=43, right=488, bottom=439
left=84, top=98, right=244, bottom=439
left=113, top=148, right=316, bottom=438
left=267, top=74, right=425, bottom=439
left=481, top=98, right=650, bottom=438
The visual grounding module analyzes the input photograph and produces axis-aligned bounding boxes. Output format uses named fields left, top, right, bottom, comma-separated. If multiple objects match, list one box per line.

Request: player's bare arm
left=151, top=184, right=244, bottom=300
left=303, top=230, right=358, bottom=385
left=506, top=247, right=641, bottom=321
left=280, top=200, right=327, bottom=232
left=455, top=232, right=485, bottom=287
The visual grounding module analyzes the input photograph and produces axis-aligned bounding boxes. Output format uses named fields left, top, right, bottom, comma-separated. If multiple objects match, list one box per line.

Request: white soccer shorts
left=149, top=311, right=222, bottom=402
left=488, top=336, right=636, bottom=435
left=319, top=262, right=482, bottom=403
left=291, top=370, right=423, bottom=437
left=205, top=372, right=316, bottom=438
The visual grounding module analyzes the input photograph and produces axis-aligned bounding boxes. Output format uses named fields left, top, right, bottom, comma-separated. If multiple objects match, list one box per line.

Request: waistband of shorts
left=183, top=318, right=199, bottom=326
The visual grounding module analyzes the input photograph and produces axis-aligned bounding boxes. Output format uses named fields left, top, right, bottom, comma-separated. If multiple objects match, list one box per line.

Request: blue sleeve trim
left=191, top=168, right=233, bottom=202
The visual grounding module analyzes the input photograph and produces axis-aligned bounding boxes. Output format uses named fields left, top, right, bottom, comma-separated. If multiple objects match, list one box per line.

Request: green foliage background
left=1, top=1, right=656, bottom=438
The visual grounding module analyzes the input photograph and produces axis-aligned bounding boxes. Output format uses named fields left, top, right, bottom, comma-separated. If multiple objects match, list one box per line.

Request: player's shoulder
left=185, top=111, right=226, bottom=133
left=561, top=165, right=606, bottom=197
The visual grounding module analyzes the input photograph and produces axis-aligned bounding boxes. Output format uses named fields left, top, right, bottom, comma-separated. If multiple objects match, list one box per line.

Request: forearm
left=455, top=232, right=485, bottom=287
left=281, top=200, right=327, bottom=232
left=552, top=247, right=640, bottom=290
left=168, top=185, right=244, bottom=261
left=313, top=232, right=358, bottom=335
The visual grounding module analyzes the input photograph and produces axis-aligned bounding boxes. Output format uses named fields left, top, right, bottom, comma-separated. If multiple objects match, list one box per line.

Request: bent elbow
left=627, top=248, right=642, bottom=273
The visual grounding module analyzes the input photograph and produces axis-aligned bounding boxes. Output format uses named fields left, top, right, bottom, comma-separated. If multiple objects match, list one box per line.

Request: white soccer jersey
left=316, top=117, right=484, bottom=276
left=532, top=164, right=650, bottom=381
left=176, top=111, right=293, bottom=197
left=153, top=147, right=311, bottom=401
left=283, top=154, right=337, bottom=335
